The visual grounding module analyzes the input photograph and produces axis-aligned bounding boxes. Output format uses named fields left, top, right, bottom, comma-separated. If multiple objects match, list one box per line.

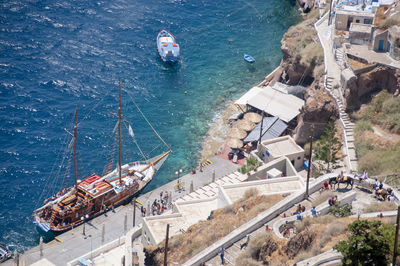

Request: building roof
left=244, top=116, right=287, bottom=143
left=235, top=86, right=263, bottom=106
left=336, top=9, right=376, bottom=17
left=244, top=86, right=305, bottom=123
left=350, top=23, right=372, bottom=33
left=262, top=136, right=303, bottom=157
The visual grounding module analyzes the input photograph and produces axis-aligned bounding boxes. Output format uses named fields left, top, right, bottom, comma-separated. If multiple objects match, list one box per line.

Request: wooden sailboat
left=33, top=82, right=171, bottom=233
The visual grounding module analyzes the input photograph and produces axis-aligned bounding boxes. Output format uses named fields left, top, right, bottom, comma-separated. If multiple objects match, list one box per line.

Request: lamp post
left=81, top=214, right=89, bottom=236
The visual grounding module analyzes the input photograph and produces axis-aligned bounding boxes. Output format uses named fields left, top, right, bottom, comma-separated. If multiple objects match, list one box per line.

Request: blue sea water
left=0, top=0, right=299, bottom=251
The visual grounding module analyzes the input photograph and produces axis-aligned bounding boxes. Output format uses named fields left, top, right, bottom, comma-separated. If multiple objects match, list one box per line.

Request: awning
left=246, top=86, right=304, bottom=123
left=235, top=87, right=263, bottom=106
left=244, top=116, right=287, bottom=143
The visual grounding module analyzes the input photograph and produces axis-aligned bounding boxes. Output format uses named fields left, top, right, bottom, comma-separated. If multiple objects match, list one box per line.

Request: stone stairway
left=176, top=171, right=246, bottom=203
left=324, top=80, right=358, bottom=172
left=335, top=47, right=346, bottom=69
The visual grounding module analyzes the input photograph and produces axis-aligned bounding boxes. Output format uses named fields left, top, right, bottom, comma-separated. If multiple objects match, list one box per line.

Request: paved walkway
left=10, top=156, right=238, bottom=266
left=315, top=14, right=358, bottom=172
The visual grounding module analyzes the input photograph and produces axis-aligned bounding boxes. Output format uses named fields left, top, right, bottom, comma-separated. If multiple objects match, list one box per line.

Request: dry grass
left=353, top=91, right=400, bottom=175
left=235, top=216, right=398, bottom=265
left=348, top=58, right=371, bottom=70
left=145, top=194, right=283, bottom=264
left=363, top=202, right=398, bottom=213
left=283, top=10, right=323, bottom=69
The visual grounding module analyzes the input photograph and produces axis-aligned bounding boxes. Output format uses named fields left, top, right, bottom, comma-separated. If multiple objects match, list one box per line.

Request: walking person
left=219, top=247, right=225, bottom=264
left=240, top=234, right=250, bottom=250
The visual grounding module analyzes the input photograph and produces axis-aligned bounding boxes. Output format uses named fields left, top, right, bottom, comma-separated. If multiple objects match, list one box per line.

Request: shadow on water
left=247, top=64, right=256, bottom=73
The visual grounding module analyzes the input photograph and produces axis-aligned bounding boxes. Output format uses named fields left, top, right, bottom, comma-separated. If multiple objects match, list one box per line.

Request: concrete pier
left=7, top=156, right=238, bottom=266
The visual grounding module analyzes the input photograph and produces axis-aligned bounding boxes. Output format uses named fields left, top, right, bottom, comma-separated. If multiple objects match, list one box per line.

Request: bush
left=242, top=188, right=259, bottom=200
left=334, top=220, right=392, bottom=265
left=329, top=203, right=352, bottom=217
left=240, top=157, right=262, bottom=174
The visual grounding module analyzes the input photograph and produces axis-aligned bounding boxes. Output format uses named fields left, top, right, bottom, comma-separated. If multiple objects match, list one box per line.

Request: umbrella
left=228, top=128, right=247, bottom=139
left=236, top=119, right=256, bottom=132
left=226, top=138, right=243, bottom=149
left=244, top=112, right=262, bottom=123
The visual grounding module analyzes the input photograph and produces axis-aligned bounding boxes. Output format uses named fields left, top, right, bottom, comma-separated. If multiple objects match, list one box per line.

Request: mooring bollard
left=39, top=236, right=43, bottom=257
left=190, top=180, right=194, bottom=193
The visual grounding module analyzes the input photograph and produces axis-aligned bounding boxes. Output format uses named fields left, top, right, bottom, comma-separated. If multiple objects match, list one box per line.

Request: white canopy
left=235, top=87, right=263, bottom=106
left=236, top=86, right=305, bottom=123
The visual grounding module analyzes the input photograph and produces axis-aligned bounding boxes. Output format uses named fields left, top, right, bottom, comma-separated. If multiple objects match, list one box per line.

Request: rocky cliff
left=275, top=7, right=337, bottom=144
left=297, top=0, right=316, bottom=13
left=344, top=66, right=400, bottom=111
left=294, top=80, right=338, bottom=144
left=278, top=8, right=323, bottom=86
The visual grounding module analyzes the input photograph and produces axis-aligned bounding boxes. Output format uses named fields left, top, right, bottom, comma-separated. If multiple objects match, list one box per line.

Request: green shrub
left=329, top=203, right=352, bottom=217
left=240, top=157, right=262, bottom=174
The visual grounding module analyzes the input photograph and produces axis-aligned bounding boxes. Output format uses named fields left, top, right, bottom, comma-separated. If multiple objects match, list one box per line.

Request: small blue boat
left=244, top=54, right=255, bottom=63
left=157, top=29, right=180, bottom=63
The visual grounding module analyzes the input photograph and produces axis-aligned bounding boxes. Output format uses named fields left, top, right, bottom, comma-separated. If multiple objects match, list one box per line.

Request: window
left=364, top=19, right=372, bottom=24
left=356, top=19, right=360, bottom=23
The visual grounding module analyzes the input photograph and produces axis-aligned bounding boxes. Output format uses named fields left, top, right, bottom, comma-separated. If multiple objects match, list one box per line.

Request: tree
left=334, top=220, right=392, bottom=265
left=314, top=117, right=341, bottom=171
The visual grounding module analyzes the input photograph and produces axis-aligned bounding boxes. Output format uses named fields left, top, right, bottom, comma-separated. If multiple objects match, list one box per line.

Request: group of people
left=374, top=179, right=395, bottom=201
left=148, top=191, right=170, bottom=216
left=328, top=196, right=338, bottom=206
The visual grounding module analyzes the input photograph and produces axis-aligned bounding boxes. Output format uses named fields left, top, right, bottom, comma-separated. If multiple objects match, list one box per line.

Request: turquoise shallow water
left=0, top=0, right=299, bottom=251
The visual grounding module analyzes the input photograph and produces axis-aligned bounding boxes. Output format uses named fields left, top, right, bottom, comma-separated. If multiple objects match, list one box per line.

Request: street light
left=81, top=214, right=89, bottom=236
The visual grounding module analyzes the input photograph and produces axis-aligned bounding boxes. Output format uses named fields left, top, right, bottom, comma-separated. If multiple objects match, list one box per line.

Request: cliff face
left=297, top=0, right=315, bottom=13
left=278, top=8, right=323, bottom=87
left=294, top=80, right=338, bottom=144
left=344, top=66, right=400, bottom=111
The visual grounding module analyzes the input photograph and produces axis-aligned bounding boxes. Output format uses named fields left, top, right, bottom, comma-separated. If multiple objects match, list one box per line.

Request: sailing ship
left=33, top=82, right=171, bottom=233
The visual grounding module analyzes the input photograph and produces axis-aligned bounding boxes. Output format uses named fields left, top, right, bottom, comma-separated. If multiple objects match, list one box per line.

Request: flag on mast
left=128, top=124, right=134, bottom=138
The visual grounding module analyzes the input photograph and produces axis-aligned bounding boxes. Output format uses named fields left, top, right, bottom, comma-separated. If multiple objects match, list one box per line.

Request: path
left=373, top=126, right=400, bottom=142
left=314, top=13, right=358, bottom=172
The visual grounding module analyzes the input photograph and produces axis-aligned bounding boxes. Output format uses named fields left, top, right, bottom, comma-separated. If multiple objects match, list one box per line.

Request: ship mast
left=74, top=105, right=78, bottom=191
left=118, top=81, right=122, bottom=184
